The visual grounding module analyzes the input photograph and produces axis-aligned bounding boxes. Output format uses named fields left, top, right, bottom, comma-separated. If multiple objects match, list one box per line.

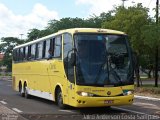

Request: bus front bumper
left=74, top=95, right=134, bottom=107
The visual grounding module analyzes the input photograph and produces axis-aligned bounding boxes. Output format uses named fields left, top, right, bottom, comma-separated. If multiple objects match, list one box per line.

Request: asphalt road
left=0, top=79, right=160, bottom=120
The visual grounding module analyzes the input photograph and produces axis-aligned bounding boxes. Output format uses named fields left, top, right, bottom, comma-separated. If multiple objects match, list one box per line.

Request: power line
left=147, top=0, right=153, bottom=8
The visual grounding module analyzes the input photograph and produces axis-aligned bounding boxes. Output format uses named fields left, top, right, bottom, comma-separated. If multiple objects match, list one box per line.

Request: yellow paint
left=12, top=28, right=134, bottom=107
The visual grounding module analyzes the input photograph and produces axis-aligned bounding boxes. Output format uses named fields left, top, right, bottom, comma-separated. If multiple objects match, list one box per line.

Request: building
left=0, top=53, right=4, bottom=61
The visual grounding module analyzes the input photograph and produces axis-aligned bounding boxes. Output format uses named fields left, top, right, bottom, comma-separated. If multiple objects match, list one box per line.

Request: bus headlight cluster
left=77, top=91, right=94, bottom=97
left=123, top=90, right=134, bottom=96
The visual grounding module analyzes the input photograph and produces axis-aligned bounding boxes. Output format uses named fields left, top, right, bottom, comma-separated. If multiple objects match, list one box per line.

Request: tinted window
left=23, top=47, right=25, bottom=61
left=25, top=46, right=28, bottom=60
left=54, top=36, right=62, bottom=58
left=13, top=49, right=17, bottom=62
left=31, top=44, right=36, bottom=59
left=36, top=42, right=43, bottom=59
left=20, top=48, right=23, bottom=61
left=17, top=49, right=20, bottom=61
left=45, top=40, right=50, bottom=58
left=63, top=33, right=72, bottom=58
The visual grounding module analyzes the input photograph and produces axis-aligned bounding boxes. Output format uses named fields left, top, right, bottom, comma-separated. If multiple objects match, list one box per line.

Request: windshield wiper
left=108, top=53, right=124, bottom=85
left=94, top=52, right=108, bottom=84
left=109, top=66, right=123, bottom=85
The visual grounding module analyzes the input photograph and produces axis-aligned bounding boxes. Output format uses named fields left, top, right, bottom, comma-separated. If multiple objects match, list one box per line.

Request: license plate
left=104, top=100, right=114, bottom=104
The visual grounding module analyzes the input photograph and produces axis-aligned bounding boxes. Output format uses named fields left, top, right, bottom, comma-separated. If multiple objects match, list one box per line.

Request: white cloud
left=76, top=0, right=121, bottom=16
left=76, top=0, right=155, bottom=17
left=0, top=3, right=59, bottom=39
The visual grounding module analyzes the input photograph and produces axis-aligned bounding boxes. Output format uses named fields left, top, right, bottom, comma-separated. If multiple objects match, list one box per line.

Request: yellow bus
left=12, top=28, right=134, bottom=108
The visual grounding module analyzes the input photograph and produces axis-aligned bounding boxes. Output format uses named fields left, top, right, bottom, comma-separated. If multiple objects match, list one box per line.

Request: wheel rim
left=24, top=85, right=28, bottom=98
left=25, top=86, right=27, bottom=95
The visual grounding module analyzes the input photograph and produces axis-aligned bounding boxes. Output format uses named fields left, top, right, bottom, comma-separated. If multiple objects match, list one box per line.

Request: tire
left=24, top=84, right=30, bottom=99
left=56, top=89, right=66, bottom=109
left=19, top=83, right=24, bottom=97
left=106, top=106, right=111, bottom=109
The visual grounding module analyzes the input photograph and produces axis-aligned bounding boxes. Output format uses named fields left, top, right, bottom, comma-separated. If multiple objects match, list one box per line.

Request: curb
left=0, top=103, right=28, bottom=120
left=134, top=95, right=160, bottom=101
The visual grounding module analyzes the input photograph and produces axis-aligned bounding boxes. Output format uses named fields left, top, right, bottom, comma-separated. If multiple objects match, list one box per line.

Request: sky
left=0, top=0, right=156, bottom=40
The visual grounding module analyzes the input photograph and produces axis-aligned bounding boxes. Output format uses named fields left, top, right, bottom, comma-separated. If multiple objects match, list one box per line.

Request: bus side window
left=23, top=47, right=25, bottom=61
left=36, top=42, right=43, bottom=59
left=25, top=46, right=28, bottom=60
left=28, top=45, right=31, bottom=60
left=51, top=38, right=55, bottom=57
left=20, top=48, right=23, bottom=61
left=54, top=36, right=62, bottom=58
left=13, top=49, right=15, bottom=62
left=17, top=49, right=19, bottom=62
left=31, top=44, right=36, bottom=60
left=45, top=40, right=50, bottom=59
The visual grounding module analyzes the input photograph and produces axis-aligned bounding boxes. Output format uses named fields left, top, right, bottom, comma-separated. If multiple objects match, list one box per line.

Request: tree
left=102, top=4, right=150, bottom=87
left=142, top=25, right=160, bottom=86
left=102, top=4, right=149, bottom=51
left=0, top=37, right=24, bottom=71
left=27, top=29, right=41, bottom=42
left=46, top=14, right=114, bottom=33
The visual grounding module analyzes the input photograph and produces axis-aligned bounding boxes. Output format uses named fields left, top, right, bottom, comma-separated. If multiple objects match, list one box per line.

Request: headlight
left=123, top=90, right=134, bottom=96
left=77, top=91, right=94, bottom=97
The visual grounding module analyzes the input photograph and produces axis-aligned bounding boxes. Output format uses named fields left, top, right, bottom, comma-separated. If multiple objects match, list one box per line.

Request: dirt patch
left=135, top=86, right=160, bottom=98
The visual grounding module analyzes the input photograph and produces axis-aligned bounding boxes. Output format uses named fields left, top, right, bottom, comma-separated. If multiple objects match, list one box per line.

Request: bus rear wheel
left=19, top=83, right=24, bottom=97
left=56, top=89, right=66, bottom=109
left=24, top=83, right=30, bottom=99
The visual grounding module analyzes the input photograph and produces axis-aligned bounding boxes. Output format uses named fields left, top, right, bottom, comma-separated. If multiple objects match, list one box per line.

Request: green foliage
left=102, top=3, right=157, bottom=70
left=102, top=4, right=149, bottom=53
left=27, top=29, right=52, bottom=42
left=142, top=25, right=160, bottom=47
left=27, top=12, right=114, bottom=41
left=0, top=37, right=24, bottom=71
left=1, top=3, right=160, bottom=75
left=47, top=18, right=86, bottom=32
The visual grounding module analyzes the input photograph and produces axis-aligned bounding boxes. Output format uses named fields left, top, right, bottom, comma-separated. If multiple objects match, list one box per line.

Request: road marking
left=12, top=108, right=23, bottom=113
left=7, top=84, right=12, bottom=87
left=133, top=102, right=160, bottom=110
left=113, top=106, right=147, bottom=114
left=59, top=109, right=77, bottom=113
left=0, top=101, right=7, bottom=104
left=7, top=80, right=12, bottom=82
left=133, top=102, right=157, bottom=107
left=135, top=95, right=160, bottom=101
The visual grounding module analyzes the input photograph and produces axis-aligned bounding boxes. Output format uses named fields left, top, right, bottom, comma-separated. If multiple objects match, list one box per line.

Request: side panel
left=48, top=60, right=68, bottom=102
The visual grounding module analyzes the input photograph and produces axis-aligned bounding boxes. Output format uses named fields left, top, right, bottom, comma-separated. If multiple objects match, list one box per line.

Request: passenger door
left=63, top=33, right=75, bottom=105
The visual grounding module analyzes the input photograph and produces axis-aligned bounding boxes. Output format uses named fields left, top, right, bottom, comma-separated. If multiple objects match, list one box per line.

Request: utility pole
left=20, top=34, right=24, bottom=40
left=122, top=0, right=128, bottom=8
left=155, top=0, right=159, bottom=87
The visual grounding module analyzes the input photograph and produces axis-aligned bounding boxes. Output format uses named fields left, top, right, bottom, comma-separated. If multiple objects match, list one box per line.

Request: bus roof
left=14, top=28, right=125, bottom=49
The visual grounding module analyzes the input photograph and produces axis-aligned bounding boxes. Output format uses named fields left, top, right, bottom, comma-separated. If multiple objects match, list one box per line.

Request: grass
left=135, top=84, right=160, bottom=98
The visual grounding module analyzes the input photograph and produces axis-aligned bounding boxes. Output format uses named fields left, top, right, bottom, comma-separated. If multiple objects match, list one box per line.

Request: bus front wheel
left=56, top=89, right=66, bottom=109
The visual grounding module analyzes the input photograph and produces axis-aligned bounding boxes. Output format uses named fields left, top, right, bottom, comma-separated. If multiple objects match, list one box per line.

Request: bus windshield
left=75, top=34, right=134, bottom=86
